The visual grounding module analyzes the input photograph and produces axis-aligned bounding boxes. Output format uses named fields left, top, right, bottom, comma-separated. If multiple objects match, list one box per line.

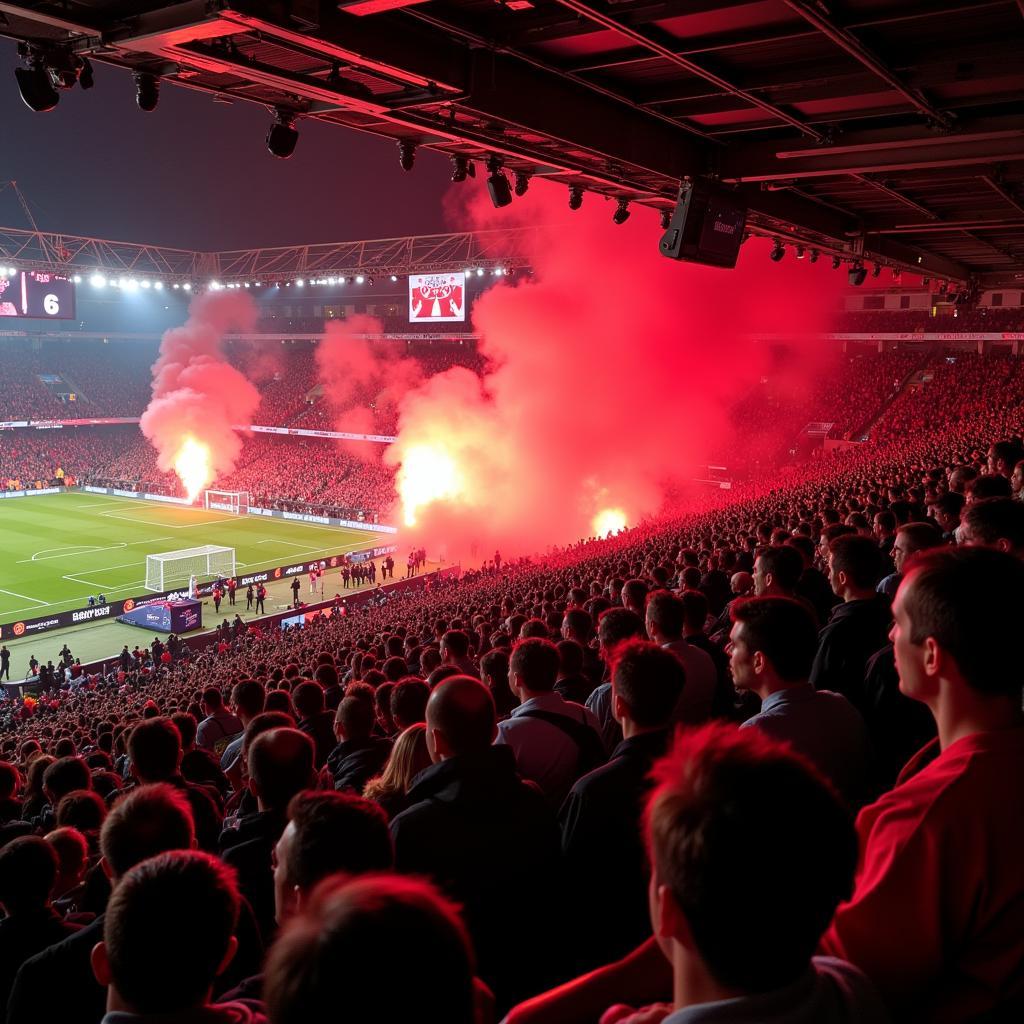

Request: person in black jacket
left=560, top=641, right=684, bottom=972
left=0, top=837, right=81, bottom=1020
left=391, top=675, right=566, bottom=1014
left=218, top=727, right=314, bottom=944
left=7, top=784, right=196, bottom=1024
left=292, top=680, right=337, bottom=770
left=326, top=696, right=392, bottom=794
left=809, top=534, right=892, bottom=712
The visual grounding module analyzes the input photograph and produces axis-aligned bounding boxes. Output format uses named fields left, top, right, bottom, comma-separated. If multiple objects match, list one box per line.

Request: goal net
left=145, top=545, right=237, bottom=593
left=204, top=490, right=250, bottom=515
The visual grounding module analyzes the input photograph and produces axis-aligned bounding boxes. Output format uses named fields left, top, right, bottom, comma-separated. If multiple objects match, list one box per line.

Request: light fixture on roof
left=808, top=249, right=820, bottom=264
left=486, top=157, right=513, bottom=209
left=390, top=274, right=398, bottom=282
left=831, top=255, right=842, bottom=270
left=871, top=263, right=882, bottom=278
left=450, top=156, right=470, bottom=182
left=356, top=275, right=365, bottom=284
left=513, top=171, right=531, bottom=198
left=770, top=240, right=786, bottom=262
left=795, top=246, right=806, bottom=259
left=398, top=140, right=416, bottom=171
left=848, top=263, right=868, bottom=287
left=612, top=198, right=630, bottom=225
left=267, top=108, right=299, bottom=159
left=568, top=185, right=584, bottom=211
left=134, top=72, right=159, bottom=112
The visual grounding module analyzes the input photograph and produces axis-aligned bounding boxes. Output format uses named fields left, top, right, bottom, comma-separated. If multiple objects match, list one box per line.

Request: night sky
left=0, top=39, right=455, bottom=250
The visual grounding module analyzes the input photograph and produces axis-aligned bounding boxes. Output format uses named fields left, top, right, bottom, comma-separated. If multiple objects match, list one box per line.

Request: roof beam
left=548, top=0, right=825, bottom=140
left=718, top=116, right=1024, bottom=182
left=780, top=0, right=955, bottom=129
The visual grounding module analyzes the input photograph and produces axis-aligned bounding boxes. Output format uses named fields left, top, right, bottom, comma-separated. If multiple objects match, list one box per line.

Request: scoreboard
left=0, top=270, right=76, bottom=320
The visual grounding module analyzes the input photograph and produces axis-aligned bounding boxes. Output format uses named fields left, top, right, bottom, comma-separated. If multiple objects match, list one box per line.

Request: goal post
left=204, top=490, right=250, bottom=515
left=145, top=545, right=237, bottom=593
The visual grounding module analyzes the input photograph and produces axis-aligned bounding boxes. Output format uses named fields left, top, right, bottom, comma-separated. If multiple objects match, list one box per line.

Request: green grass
left=0, top=491, right=387, bottom=621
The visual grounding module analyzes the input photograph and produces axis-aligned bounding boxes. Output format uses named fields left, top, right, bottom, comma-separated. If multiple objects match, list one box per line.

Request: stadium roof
left=3, top=1, right=1024, bottom=287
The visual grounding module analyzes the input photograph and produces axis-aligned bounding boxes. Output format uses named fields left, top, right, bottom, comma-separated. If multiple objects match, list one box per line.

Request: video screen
left=0, top=270, right=76, bottom=320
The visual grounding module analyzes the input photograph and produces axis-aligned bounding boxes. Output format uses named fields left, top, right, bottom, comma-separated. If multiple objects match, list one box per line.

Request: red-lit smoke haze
left=140, top=292, right=262, bottom=495
left=316, top=315, right=424, bottom=458
left=380, top=180, right=847, bottom=561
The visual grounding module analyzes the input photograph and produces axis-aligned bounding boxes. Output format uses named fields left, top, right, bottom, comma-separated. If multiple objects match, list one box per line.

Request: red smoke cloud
left=315, top=315, right=424, bottom=458
left=140, top=291, right=262, bottom=497
left=384, top=180, right=846, bottom=560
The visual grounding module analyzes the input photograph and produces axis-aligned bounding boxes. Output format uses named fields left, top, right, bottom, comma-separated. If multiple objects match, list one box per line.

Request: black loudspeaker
left=659, top=179, right=747, bottom=269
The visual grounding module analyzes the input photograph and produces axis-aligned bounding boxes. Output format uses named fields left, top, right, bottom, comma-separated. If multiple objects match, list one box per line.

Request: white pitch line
left=256, top=540, right=312, bottom=549
left=0, top=588, right=49, bottom=608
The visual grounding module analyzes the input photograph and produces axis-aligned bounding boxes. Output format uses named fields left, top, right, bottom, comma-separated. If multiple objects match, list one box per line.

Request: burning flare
left=593, top=507, right=627, bottom=538
left=174, top=435, right=212, bottom=503
left=398, top=444, right=463, bottom=526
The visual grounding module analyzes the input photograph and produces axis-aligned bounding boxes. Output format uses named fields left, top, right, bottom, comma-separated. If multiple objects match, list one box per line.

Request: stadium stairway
left=851, top=346, right=936, bottom=442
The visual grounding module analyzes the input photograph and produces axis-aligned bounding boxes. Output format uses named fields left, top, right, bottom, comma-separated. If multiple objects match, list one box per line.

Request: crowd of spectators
left=0, top=361, right=1022, bottom=1021
left=837, top=305, right=1024, bottom=333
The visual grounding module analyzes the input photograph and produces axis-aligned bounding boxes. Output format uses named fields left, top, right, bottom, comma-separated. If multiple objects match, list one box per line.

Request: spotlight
left=848, top=264, right=867, bottom=286
left=154, top=281, right=163, bottom=290
left=173, top=283, right=180, bottom=289
left=568, top=185, right=584, bottom=211
left=398, top=141, right=416, bottom=172
left=390, top=274, right=398, bottom=282
left=451, top=156, right=469, bottom=183
left=660, top=209, right=671, bottom=231
left=356, top=275, right=365, bottom=284
left=183, top=282, right=192, bottom=291
left=134, top=72, right=159, bottom=112
left=140, top=279, right=151, bottom=289
left=923, top=277, right=930, bottom=287
left=486, top=158, right=513, bottom=209
left=769, top=240, right=786, bottom=262
left=15, top=64, right=59, bottom=113
left=612, top=199, right=630, bottom=225
left=296, top=279, right=304, bottom=287
left=267, top=109, right=299, bottom=158
left=871, top=263, right=881, bottom=278
left=891, top=268, right=902, bottom=282
left=795, top=246, right=806, bottom=259
left=476, top=268, right=484, bottom=277
left=831, top=255, right=842, bottom=270
left=89, top=273, right=106, bottom=288
left=809, top=249, right=820, bottom=264
left=72, top=274, right=81, bottom=283
left=513, top=171, right=531, bottom=198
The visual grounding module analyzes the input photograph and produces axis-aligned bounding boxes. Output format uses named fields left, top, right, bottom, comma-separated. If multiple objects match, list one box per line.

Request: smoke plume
left=383, top=180, right=846, bottom=560
left=140, top=291, right=262, bottom=494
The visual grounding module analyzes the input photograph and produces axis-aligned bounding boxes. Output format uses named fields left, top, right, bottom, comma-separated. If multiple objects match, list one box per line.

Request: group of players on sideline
left=0, top=414, right=1020, bottom=1022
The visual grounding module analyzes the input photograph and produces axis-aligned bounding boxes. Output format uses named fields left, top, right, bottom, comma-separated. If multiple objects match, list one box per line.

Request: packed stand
left=0, top=377, right=1023, bottom=1022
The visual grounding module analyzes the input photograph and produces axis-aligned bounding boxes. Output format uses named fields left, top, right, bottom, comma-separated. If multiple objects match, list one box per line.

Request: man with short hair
left=220, top=679, right=266, bottom=782
left=729, top=598, right=869, bottom=805
left=390, top=677, right=430, bottom=730
left=751, top=545, right=804, bottom=599
left=810, top=534, right=892, bottom=711
left=292, top=680, right=335, bottom=769
left=821, top=547, right=1024, bottom=1020
left=440, top=629, right=479, bottom=678
left=327, top=696, right=392, bottom=794
left=877, top=521, right=943, bottom=598
left=391, top=675, right=564, bottom=1013
left=219, top=728, right=314, bottom=942
left=8, top=784, right=197, bottom=1024
left=645, top=590, right=717, bottom=725
left=586, top=607, right=646, bottom=750
left=495, top=638, right=605, bottom=807
left=90, top=850, right=262, bottom=1024
left=196, top=687, right=242, bottom=756
left=958, top=495, right=1024, bottom=556
left=561, top=641, right=685, bottom=971
left=640, top=725, right=881, bottom=1022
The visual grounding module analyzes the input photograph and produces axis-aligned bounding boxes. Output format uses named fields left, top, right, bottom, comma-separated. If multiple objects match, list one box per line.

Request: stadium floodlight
left=141, top=279, right=151, bottom=288
left=183, top=282, right=192, bottom=291
left=848, top=264, right=868, bottom=287
left=72, top=274, right=82, bottom=283
left=296, top=279, right=304, bottom=287
left=476, top=268, right=484, bottom=277
left=390, top=274, right=398, bottom=282
left=612, top=199, right=630, bottom=225
left=513, top=171, right=531, bottom=197
left=328, top=276, right=337, bottom=285
left=568, top=185, right=584, bottom=211
left=809, top=249, right=820, bottom=263
left=243, top=282, right=250, bottom=288
left=267, top=108, right=299, bottom=158
left=831, top=255, right=842, bottom=270
left=173, top=283, right=180, bottom=289
left=356, top=275, right=365, bottom=284
left=145, top=544, right=237, bottom=593
left=90, top=273, right=106, bottom=288
left=398, top=140, right=417, bottom=171
left=486, top=158, right=513, bottom=209
left=154, top=281, right=163, bottom=290
left=769, top=240, right=786, bottom=262
left=871, top=263, right=882, bottom=278
left=134, top=72, right=160, bottom=112
left=451, top=156, right=470, bottom=182
left=795, top=246, right=806, bottom=259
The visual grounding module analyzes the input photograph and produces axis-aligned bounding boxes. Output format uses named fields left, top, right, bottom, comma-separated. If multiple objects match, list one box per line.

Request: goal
left=204, top=490, right=250, bottom=515
left=145, top=545, right=237, bottom=593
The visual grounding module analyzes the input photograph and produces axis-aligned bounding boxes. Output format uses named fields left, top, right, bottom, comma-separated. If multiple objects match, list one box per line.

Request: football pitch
left=0, top=491, right=388, bottom=622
